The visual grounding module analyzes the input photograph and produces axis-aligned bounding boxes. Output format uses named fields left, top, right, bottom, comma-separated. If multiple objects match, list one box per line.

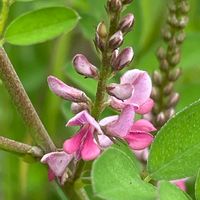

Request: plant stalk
left=0, top=48, right=56, bottom=153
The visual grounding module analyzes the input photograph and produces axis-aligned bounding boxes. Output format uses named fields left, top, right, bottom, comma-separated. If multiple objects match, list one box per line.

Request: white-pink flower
left=109, top=69, right=154, bottom=114
left=63, top=110, right=103, bottom=161
left=41, top=151, right=73, bottom=185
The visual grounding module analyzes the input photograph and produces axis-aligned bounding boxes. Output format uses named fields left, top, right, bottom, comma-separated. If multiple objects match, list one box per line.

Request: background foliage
left=0, top=0, right=200, bottom=199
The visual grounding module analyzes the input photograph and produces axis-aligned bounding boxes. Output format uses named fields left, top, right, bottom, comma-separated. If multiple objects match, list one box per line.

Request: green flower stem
left=0, top=0, right=9, bottom=40
left=0, top=136, right=43, bottom=158
left=0, top=48, right=56, bottom=153
left=91, top=12, right=120, bottom=120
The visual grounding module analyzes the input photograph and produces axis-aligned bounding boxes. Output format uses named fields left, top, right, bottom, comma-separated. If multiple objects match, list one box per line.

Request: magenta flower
left=109, top=69, right=154, bottom=114
left=41, top=151, right=73, bottom=185
left=47, top=75, right=90, bottom=103
left=63, top=110, right=103, bottom=161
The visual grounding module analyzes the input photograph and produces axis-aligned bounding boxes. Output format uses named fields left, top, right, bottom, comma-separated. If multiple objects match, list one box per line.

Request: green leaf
left=148, top=99, right=200, bottom=180
left=159, top=181, right=190, bottom=200
left=92, top=147, right=156, bottom=200
left=195, top=169, right=200, bottom=200
left=4, top=7, right=80, bottom=45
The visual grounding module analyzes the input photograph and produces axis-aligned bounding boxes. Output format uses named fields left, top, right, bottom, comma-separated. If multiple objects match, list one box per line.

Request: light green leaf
left=195, top=169, right=200, bottom=200
left=4, top=7, right=80, bottom=45
left=159, top=181, right=190, bottom=200
left=148, top=99, right=200, bottom=180
left=92, top=147, right=156, bottom=200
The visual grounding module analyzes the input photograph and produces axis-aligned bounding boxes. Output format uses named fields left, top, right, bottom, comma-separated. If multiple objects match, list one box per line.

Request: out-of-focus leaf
left=148, top=99, right=200, bottom=180
left=195, top=169, right=200, bottom=200
left=92, top=147, right=156, bottom=200
left=4, top=7, right=80, bottom=45
left=159, top=181, right=190, bottom=200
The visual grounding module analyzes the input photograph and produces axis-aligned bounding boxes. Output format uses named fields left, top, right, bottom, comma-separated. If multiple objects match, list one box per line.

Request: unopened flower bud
left=168, top=92, right=180, bottom=107
left=112, top=47, right=134, bottom=70
left=156, top=112, right=166, bottom=126
left=107, top=0, right=122, bottom=12
left=169, top=53, right=181, bottom=66
left=73, top=54, right=98, bottom=78
left=151, top=87, right=160, bottom=101
left=165, top=108, right=175, bottom=119
left=162, top=27, right=172, bottom=41
left=106, top=83, right=133, bottom=100
left=163, top=82, right=173, bottom=95
left=160, top=59, right=169, bottom=71
left=71, top=102, right=89, bottom=114
left=156, top=47, right=166, bottom=60
left=167, top=14, right=178, bottom=27
left=109, top=31, right=123, bottom=49
left=110, top=49, right=119, bottom=66
left=168, top=38, right=177, bottom=49
left=168, top=3, right=177, bottom=12
left=47, top=76, right=90, bottom=103
left=94, top=33, right=105, bottom=51
left=177, top=16, right=189, bottom=29
left=118, top=13, right=134, bottom=33
left=168, top=68, right=181, bottom=81
left=122, top=0, right=133, bottom=4
left=176, top=31, right=185, bottom=43
left=96, top=21, right=107, bottom=39
left=152, top=70, right=162, bottom=86
left=179, top=1, right=190, bottom=14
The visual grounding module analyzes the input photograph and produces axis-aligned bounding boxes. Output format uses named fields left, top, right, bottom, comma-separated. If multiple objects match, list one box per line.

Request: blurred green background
left=0, top=0, right=200, bottom=199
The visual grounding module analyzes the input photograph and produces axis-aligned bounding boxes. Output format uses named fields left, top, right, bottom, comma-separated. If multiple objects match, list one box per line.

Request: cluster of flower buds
left=150, top=0, right=189, bottom=129
left=94, top=0, right=134, bottom=71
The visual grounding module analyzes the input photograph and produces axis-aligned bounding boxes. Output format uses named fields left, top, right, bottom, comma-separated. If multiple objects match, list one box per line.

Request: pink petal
left=125, top=131, right=153, bottom=150
left=131, top=119, right=156, bottom=132
left=99, top=115, right=118, bottom=126
left=98, top=134, right=113, bottom=148
left=63, top=127, right=86, bottom=154
left=133, top=148, right=149, bottom=161
left=66, top=110, right=102, bottom=134
left=107, top=83, right=133, bottom=100
left=170, top=179, right=187, bottom=191
left=81, top=128, right=101, bottom=160
left=48, top=168, right=56, bottom=181
left=106, top=105, right=135, bottom=137
left=47, top=75, right=89, bottom=103
left=136, top=98, right=154, bottom=114
left=121, top=69, right=152, bottom=106
left=109, top=96, right=125, bottom=111
left=41, top=151, right=73, bottom=177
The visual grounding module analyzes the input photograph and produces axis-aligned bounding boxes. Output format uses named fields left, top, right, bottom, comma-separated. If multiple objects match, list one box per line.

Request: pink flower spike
left=98, top=134, right=113, bottom=148
left=106, top=105, right=135, bottom=137
left=73, top=54, right=98, bottom=78
left=47, top=75, right=89, bottom=103
left=125, top=131, right=153, bottom=150
left=136, top=98, right=154, bottom=114
left=121, top=69, right=152, bottom=106
left=81, top=129, right=101, bottom=160
left=106, top=83, right=133, bottom=100
left=66, top=110, right=102, bottom=134
left=131, top=119, right=156, bottom=132
left=41, top=151, right=73, bottom=178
